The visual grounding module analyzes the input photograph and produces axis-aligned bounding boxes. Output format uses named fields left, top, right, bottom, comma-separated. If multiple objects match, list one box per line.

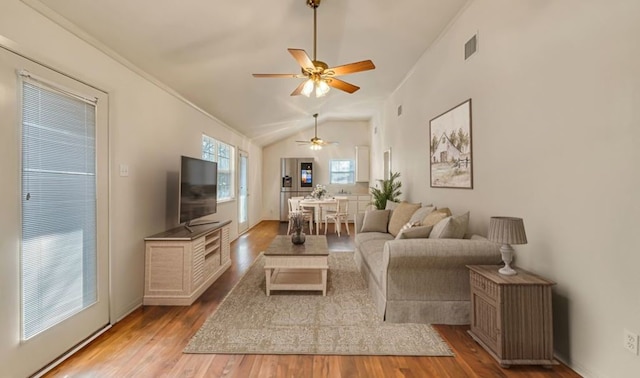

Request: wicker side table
left=467, top=265, right=558, bottom=368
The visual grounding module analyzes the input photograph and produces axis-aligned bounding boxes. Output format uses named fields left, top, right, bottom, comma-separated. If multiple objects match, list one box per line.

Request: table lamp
left=487, top=216, right=527, bottom=276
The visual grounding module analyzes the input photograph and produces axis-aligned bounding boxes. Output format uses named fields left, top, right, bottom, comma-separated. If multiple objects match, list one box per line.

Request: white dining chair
left=288, top=198, right=313, bottom=235
left=324, top=196, right=350, bottom=237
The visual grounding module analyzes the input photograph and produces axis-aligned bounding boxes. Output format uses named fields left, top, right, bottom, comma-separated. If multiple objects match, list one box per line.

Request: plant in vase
left=289, top=211, right=306, bottom=244
left=310, top=184, right=327, bottom=200
left=370, top=171, right=402, bottom=210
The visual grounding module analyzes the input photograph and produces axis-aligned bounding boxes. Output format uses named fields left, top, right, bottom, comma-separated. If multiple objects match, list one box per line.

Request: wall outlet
left=624, top=329, right=638, bottom=355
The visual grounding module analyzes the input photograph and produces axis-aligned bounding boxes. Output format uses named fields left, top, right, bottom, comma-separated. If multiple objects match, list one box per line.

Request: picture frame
left=383, top=148, right=391, bottom=180
left=429, top=99, right=473, bottom=189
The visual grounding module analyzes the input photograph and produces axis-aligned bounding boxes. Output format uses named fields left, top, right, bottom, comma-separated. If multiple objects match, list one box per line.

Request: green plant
left=370, top=171, right=402, bottom=210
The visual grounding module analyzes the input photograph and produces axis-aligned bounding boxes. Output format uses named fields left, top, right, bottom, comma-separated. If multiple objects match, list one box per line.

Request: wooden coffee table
left=264, top=235, right=329, bottom=296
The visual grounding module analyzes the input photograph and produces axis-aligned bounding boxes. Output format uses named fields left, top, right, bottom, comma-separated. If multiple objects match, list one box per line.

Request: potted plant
left=370, top=171, right=402, bottom=210
left=289, top=211, right=306, bottom=244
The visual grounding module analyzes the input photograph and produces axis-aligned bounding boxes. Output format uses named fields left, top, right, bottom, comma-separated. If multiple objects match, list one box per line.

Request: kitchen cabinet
left=355, top=146, right=370, bottom=182
left=343, top=195, right=371, bottom=223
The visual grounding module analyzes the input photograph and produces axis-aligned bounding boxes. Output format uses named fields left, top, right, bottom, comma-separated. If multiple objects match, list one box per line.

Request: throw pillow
left=398, top=220, right=421, bottom=233
left=387, top=202, right=422, bottom=237
left=395, top=225, right=434, bottom=239
left=385, top=200, right=400, bottom=211
left=409, top=205, right=435, bottom=224
left=360, top=209, right=391, bottom=233
left=422, top=207, right=452, bottom=228
left=429, top=211, right=470, bottom=239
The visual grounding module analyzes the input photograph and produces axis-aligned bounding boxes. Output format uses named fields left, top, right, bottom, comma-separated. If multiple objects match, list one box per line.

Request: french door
left=0, top=46, right=110, bottom=377
left=238, top=150, right=249, bottom=234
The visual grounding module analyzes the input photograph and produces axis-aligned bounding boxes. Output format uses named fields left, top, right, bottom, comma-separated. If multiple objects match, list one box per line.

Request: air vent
left=397, top=105, right=403, bottom=116
left=465, top=34, right=478, bottom=60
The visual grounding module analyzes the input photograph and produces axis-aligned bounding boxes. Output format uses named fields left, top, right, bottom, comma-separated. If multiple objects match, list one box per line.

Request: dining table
left=299, top=198, right=338, bottom=235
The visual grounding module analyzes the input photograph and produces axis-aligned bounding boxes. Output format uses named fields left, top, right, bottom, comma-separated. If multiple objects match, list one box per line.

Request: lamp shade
left=488, top=217, right=527, bottom=245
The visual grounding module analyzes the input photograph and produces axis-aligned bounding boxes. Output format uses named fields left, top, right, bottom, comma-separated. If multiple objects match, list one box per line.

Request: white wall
left=375, top=0, right=640, bottom=377
left=0, top=0, right=263, bottom=327
left=262, top=120, right=370, bottom=220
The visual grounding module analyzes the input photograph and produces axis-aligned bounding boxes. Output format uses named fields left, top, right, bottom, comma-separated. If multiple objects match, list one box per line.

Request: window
left=330, top=159, right=355, bottom=184
left=202, top=134, right=235, bottom=201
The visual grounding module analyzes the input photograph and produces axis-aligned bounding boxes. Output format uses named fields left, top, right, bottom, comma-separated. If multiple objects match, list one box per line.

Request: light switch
left=119, top=164, right=129, bottom=177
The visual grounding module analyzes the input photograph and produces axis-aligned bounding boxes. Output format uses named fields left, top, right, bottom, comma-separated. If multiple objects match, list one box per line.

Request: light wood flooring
left=43, top=221, right=580, bottom=377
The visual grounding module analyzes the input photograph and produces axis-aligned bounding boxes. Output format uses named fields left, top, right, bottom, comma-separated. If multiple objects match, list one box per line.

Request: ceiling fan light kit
left=252, top=0, right=375, bottom=97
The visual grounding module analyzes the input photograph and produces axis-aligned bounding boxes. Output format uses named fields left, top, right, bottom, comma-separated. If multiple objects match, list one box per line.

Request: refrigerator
left=280, top=158, right=314, bottom=221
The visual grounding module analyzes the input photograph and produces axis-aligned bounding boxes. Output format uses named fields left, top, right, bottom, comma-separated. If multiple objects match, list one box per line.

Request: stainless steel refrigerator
left=280, top=158, right=314, bottom=221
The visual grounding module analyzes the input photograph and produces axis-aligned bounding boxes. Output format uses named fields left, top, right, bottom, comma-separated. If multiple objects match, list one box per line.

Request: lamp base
left=499, top=244, right=518, bottom=276
left=498, top=265, right=517, bottom=276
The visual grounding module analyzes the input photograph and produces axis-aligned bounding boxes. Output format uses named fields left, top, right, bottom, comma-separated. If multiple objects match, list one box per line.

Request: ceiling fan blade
left=327, top=78, right=360, bottom=94
left=288, top=49, right=315, bottom=70
left=290, top=80, right=307, bottom=96
left=295, top=140, right=311, bottom=144
left=252, top=73, right=305, bottom=78
left=327, top=60, right=375, bottom=76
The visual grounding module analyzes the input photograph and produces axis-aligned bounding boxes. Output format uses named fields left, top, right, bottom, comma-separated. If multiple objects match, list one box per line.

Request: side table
left=466, top=265, right=557, bottom=368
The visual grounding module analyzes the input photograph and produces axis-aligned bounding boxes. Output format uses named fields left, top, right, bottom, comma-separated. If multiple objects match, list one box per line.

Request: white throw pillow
left=429, top=212, right=470, bottom=239
left=409, top=205, right=435, bottom=224
left=385, top=200, right=400, bottom=211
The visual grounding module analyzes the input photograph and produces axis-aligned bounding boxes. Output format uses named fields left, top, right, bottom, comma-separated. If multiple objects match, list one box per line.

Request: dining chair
left=288, top=198, right=313, bottom=235
left=324, top=196, right=350, bottom=237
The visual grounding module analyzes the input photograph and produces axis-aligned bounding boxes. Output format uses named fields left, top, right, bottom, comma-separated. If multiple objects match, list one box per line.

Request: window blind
left=21, top=79, right=98, bottom=340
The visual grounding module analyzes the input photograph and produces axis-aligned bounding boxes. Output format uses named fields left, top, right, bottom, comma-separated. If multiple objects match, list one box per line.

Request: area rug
left=184, top=252, right=452, bottom=356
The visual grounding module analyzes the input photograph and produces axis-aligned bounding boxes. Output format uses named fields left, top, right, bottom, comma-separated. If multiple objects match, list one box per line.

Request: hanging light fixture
left=300, top=74, right=330, bottom=98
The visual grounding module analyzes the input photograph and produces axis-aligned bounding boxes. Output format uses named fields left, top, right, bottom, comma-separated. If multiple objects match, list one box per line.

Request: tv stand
left=143, top=220, right=231, bottom=305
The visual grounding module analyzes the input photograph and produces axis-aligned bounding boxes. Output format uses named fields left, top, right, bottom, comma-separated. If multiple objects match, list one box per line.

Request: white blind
left=21, top=79, right=98, bottom=340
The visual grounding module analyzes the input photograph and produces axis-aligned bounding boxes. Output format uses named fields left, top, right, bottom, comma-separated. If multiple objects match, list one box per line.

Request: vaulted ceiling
left=30, top=0, right=468, bottom=146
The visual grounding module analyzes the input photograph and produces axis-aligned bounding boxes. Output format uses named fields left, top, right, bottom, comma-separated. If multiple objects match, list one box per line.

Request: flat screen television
left=179, top=156, right=218, bottom=228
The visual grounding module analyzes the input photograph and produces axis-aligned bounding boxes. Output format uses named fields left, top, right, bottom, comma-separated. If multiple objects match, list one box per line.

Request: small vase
left=291, top=230, right=306, bottom=245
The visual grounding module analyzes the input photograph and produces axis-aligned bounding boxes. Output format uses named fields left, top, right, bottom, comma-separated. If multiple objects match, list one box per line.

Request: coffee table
left=264, top=235, right=329, bottom=296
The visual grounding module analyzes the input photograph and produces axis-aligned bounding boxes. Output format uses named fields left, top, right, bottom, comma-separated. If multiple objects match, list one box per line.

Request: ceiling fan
left=296, top=113, right=337, bottom=150
left=252, top=0, right=375, bottom=97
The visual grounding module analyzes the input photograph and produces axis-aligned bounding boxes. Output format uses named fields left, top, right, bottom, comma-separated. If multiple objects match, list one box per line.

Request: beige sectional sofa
left=353, top=203, right=501, bottom=325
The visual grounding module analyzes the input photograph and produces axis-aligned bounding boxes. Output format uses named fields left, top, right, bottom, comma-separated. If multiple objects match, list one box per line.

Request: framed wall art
left=383, top=148, right=391, bottom=180
left=429, top=99, right=473, bottom=189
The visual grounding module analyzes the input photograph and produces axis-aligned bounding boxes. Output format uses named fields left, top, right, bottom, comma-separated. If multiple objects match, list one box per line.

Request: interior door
left=0, top=46, right=110, bottom=377
left=238, top=150, right=249, bottom=234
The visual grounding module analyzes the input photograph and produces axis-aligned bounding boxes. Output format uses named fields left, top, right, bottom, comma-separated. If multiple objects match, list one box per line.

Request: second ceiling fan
left=253, top=0, right=375, bottom=97
left=296, top=113, right=337, bottom=150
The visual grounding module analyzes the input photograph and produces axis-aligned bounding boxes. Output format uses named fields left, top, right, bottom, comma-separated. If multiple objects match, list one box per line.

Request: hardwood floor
left=44, top=221, right=580, bottom=377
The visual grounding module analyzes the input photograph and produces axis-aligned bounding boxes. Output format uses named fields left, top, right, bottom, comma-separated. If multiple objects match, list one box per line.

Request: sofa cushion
left=388, top=202, right=422, bottom=237
left=396, top=224, right=434, bottom=239
left=422, top=207, right=452, bottom=227
left=430, top=212, right=470, bottom=239
left=361, top=210, right=391, bottom=233
left=409, top=205, right=435, bottom=224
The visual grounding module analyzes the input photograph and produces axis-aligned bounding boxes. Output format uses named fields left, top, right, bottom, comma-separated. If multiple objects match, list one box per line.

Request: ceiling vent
left=465, top=34, right=478, bottom=60
left=397, top=105, right=403, bottom=116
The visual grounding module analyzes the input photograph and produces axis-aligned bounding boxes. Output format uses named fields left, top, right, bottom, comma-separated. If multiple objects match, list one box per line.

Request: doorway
left=0, top=46, right=110, bottom=377
left=238, top=150, right=249, bottom=234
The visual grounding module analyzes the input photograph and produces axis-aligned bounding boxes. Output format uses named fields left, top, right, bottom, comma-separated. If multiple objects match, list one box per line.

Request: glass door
left=0, top=47, right=110, bottom=377
left=238, top=150, right=249, bottom=234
